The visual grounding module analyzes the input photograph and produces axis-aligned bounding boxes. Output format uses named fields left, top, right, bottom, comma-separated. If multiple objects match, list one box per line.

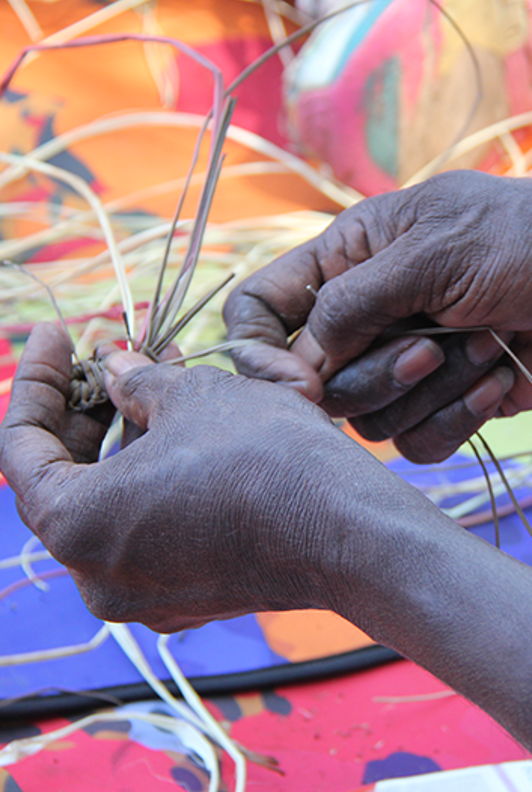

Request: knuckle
left=223, top=285, right=244, bottom=330
left=16, top=360, right=70, bottom=394
left=225, top=285, right=295, bottom=344
left=118, top=367, right=157, bottom=400
left=180, top=364, right=232, bottom=394
left=224, top=274, right=284, bottom=338
left=364, top=192, right=413, bottom=246
left=223, top=281, right=250, bottom=325
left=317, top=219, right=355, bottom=272
left=312, top=278, right=350, bottom=333
left=117, top=365, right=177, bottom=419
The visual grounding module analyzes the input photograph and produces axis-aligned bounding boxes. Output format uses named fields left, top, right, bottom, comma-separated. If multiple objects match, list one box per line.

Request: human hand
left=6, top=327, right=532, bottom=752
left=0, top=322, right=392, bottom=632
left=224, top=171, right=530, bottom=461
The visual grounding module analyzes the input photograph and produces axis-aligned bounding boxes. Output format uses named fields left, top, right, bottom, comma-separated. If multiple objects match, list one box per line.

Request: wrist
left=259, top=427, right=420, bottom=614
left=305, top=447, right=532, bottom=748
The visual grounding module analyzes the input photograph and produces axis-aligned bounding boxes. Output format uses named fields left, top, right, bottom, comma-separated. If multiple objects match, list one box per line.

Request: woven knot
left=67, top=358, right=108, bottom=412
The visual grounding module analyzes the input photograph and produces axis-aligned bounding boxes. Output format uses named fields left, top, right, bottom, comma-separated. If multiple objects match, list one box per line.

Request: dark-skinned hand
left=0, top=322, right=410, bottom=633
left=224, top=171, right=531, bottom=462
left=4, top=323, right=532, bottom=752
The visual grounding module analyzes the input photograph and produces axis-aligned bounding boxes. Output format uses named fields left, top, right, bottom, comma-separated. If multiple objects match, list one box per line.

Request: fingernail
left=393, top=339, right=444, bottom=386
left=464, top=367, right=515, bottom=416
left=465, top=330, right=514, bottom=366
left=104, top=351, right=153, bottom=378
left=95, top=342, right=120, bottom=362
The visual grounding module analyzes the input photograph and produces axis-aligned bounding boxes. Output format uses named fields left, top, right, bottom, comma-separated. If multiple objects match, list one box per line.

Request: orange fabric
left=256, top=611, right=373, bottom=663
left=0, top=0, right=338, bottom=233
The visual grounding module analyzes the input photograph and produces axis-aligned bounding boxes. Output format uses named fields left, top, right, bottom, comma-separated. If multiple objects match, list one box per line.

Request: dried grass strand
left=404, top=112, right=532, bottom=187
left=1, top=260, right=76, bottom=355
left=477, top=432, right=532, bottom=540
left=0, top=151, right=134, bottom=340
left=0, top=709, right=219, bottom=783
left=468, top=438, right=500, bottom=547
left=374, top=690, right=456, bottom=704
left=0, top=111, right=358, bottom=206
left=7, top=0, right=43, bottom=41
left=22, top=0, right=152, bottom=66
left=158, top=634, right=247, bottom=792
left=0, top=625, right=109, bottom=668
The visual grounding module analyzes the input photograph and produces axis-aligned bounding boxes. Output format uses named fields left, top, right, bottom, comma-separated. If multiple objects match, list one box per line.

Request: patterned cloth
left=0, top=660, right=528, bottom=791
left=0, top=4, right=530, bottom=790
left=285, top=0, right=532, bottom=194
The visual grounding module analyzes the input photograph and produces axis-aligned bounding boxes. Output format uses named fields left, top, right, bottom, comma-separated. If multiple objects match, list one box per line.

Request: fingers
left=223, top=239, right=324, bottom=347
left=6, top=322, right=73, bottom=433
left=500, top=333, right=532, bottom=416
left=0, top=323, right=75, bottom=501
left=224, top=240, right=325, bottom=397
left=290, top=231, right=458, bottom=382
left=224, top=341, right=323, bottom=402
left=320, top=336, right=445, bottom=417
left=321, top=328, right=519, bottom=463
left=224, top=189, right=417, bottom=394
left=99, top=342, right=183, bottom=446
left=103, top=351, right=157, bottom=430
left=226, top=172, right=532, bottom=398
left=349, top=331, right=511, bottom=442
left=57, top=401, right=116, bottom=464
left=103, top=351, right=195, bottom=431
left=393, top=367, right=515, bottom=463
left=227, top=201, right=456, bottom=388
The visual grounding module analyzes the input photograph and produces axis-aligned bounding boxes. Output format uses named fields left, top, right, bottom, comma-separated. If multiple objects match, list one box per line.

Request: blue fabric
left=1, top=450, right=530, bottom=700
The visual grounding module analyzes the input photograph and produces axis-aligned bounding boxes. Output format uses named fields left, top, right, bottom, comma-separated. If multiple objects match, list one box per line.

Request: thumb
left=291, top=236, right=432, bottom=382
left=0, top=322, right=75, bottom=502
left=103, top=351, right=160, bottom=430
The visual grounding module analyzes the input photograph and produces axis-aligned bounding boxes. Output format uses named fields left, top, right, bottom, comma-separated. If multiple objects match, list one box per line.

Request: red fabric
left=2, top=660, right=526, bottom=792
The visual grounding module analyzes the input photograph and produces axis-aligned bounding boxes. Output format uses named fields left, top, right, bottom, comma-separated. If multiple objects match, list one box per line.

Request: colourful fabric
left=0, top=660, right=528, bottom=791
left=0, top=1, right=374, bottom=686
left=0, top=0, right=337, bottom=244
left=1, top=7, right=531, bottom=789
left=285, top=0, right=532, bottom=195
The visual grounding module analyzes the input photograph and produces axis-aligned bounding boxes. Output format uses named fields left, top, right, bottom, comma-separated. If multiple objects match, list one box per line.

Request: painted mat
left=0, top=659, right=528, bottom=791
left=1, top=381, right=532, bottom=710
left=1, top=0, right=532, bottom=722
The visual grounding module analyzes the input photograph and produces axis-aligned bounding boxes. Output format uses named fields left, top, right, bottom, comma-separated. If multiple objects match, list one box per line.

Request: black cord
left=0, top=645, right=400, bottom=722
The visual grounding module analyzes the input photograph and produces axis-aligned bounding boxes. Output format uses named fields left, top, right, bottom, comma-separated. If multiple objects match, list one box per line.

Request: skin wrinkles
left=317, top=222, right=357, bottom=279
left=239, top=290, right=292, bottom=341
left=4, top=173, right=532, bottom=749
left=226, top=171, right=532, bottom=459
left=351, top=334, right=502, bottom=441
left=1, top=327, right=532, bottom=744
